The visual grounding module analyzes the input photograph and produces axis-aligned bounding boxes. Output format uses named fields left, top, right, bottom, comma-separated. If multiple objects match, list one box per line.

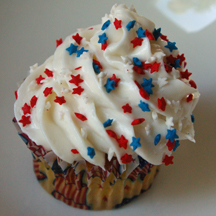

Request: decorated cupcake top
left=14, top=4, right=200, bottom=168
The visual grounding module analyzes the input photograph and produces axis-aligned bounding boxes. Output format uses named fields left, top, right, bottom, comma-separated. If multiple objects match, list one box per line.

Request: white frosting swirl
left=14, top=4, right=200, bottom=168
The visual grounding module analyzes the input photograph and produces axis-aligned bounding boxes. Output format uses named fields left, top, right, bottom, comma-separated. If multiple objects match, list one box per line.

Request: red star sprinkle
left=160, top=34, right=168, bottom=41
left=121, top=153, right=133, bottom=164
left=101, top=41, right=108, bottom=50
left=139, top=88, right=149, bottom=100
left=117, top=135, right=128, bottom=149
left=30, top=95, right=38, bottom=108
left=113, top=18, right=122, bottom=29
left=131, top=37, right=143, bottom=48
left=72, top=33, right=83, bottom=45
left=134, top=80, right=141, bottom=89
left=54, top=96, right=66, bottom=105
left=56, top=38, right=63, bottom=47
left=133, top=65, right=145, bottom=74
left=19, top=115, right=31, bottom=127
left=35, top=75, right=45, bottom=85
left=158, top=97, right=166, bottom=111
left=166, top=139, right=175, bottom=151
left=74, top=112, right=87, bottom=121
left=151, top=62, right=161, bottom=73
left=189, top=80, right=197, bottom=89
left=106, top=130, right=117, bottom=140
left=143, top=63, right=152, bottom=70
left=43, top=87, right=53, bottom=97
left=75, top=66, right=82, bottom=70
left=22, top=103, right=31, bottom=115
left=44, top=68, right=53, bottom=77
left=69, top=74, right=83, bottom=86
left=166, top=55, right=176, bottom=65
left=186, top=94, right=193, bottom=102
left=145, top=29, right=155, bottom=40
left=180, top=69, right=192, bottom=80
left=162, top=155, right=174, bottom=166
left=131, top=118, right=145, bottom=125
left=14, top=90, right=18, bottom=99
left=164, top=63, right=172, bottom=73
left=71, top=149, right=79, bottom=154
left=110, top=74, right=120, bottom=87
left=93, top=59, right=103, bottom=69
left=122, top=103, right=132, bottom=113
left=72, top=86, right=84, bottom=95
left=177, top=53, right=186, bottom=65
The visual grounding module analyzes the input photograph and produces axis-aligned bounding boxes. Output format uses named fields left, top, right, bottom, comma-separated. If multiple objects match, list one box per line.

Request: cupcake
left=13, top=4, right=200, bottom=210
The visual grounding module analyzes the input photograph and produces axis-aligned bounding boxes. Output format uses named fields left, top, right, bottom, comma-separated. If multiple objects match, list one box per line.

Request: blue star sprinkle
left=141, top=78, right=154, bottom=95
left=104, top=78, right=115, bottom=93
left=76, top=47, right=88, bottom=57
left=93, top=62, right=100, bottom=74
left=66, top=43, right=78, bottom=55
left=133, top=57, right=142, bottom=66
left=136, top=27, right=146, bottom=38
left=165, top=41, right=178, bottom=52
left=126, top=20, right=136, bottom=31
left=173, top=140, right=180, bottom=152
left=153, top=28, right=162, bottom=41
left=130, top=137, right=141, bottom=151
left=103, top=119, right=113, bottom=128
left=87, top=147, right=95, bottom=159
left=154, top=134, right=161, bottom=145
left=191, top=114, right=195, bottom=123
left=101, top=20, right=111, bottom=30
left=174, top=58, right=181, bottom=69
left=138, top=100, right=151, bottom=112
left=98, top=33, right=108, bottom=44
left=166, top=129, right=179, bottom=143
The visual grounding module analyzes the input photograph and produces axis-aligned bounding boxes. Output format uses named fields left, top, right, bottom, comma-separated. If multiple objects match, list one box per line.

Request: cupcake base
left=33, top=156, right=160, bottom=210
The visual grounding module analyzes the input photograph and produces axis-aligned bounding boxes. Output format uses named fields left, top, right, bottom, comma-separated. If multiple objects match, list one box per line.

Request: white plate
left=1, top=0, right=216, bottom=215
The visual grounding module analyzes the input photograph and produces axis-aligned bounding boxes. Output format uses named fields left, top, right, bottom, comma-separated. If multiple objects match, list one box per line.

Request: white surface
left=0, top=0, right=216, bottom=216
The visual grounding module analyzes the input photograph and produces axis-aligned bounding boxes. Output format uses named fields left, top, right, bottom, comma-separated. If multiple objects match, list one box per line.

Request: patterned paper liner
left=13, top=117, right=160, bottom=210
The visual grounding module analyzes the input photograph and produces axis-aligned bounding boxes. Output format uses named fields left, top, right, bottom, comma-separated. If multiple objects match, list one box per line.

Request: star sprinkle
left=93, top=59, right=103, bottom=69
left=131, top=118, right=145, bottom=125
left=189, top=80, right=197, bottom=89
left=104, top=78, right=115, bottom=93
left=145, top=29, right=155, bottom=40
left=131, top=37, right=143, bottom=48
left=133, top=57, right=142, bottom=66
left=166, top=129, right=179, bottom=142
left=150, top=62, right=161, bottom=73
left=19, top=115, right=31, bottom=127
left=136, top=27, right=146, bottom=38
left=98, top=33, right=108, bottom=44
left=157, top=77, right=168, bottom=88
left=87, top=147, right=95, bottom=159
left=103, top=119, right=113, bottom=128
left=22, top=103, right=31, bottom=115
left=74, top=112, right=87, bottom=121
left=166, top=116, right=174, bottom=128
left=153, top=28, right=161, bottom=41
left=109, top=74, right=120, bottom=87
left=117, top=135, right=128, bottom=149
left=139, top=88, right=149, bottom=100
left=186, top=94, right=193, bottom=102
left=93, top=62, right=100, bottom=74
left=72, top=33, right=83, bottom=45
left=174, top=59, right=181, bottom=69
left=173, top=140, right=180, bottom=151
left=177, top=53, right=186, bottom=64
left=166, top=54, right=176, bottom=65
left=122, top=103, right=132, bottom=113
left=180, top=69, right=192, bottom=80
left=113, top=18, right=122, bottom=29
left=14, top=90, right=18, bottom=99
left=44, top=68, right=53, bottom=77
left=101, top=20, right=111, bottom=30
left=158, top=97, right=166, bottom=111
left=69, top=74, right=83, bottom=86
left=43, top=87, right=53, bottom=97
left=72, top=86, right=84, bottom=95
left=191, top=114, right=195, bottom=123
left=133, top=65, right=145, bottom=74
left=76, top=47, right=88, bottom=57
left=106, top=130, right=117, bottom=139
left=160, top=34, right=168, bottom=41
left=35, top=75, right=45, bottom=85
left=66, top=43, right=78, bottom=55
left=56, top=38, right=63, bottom=47
left=165, top=41, right=178, bottom=52
left=138, top=100, right=151, bottom=112
left=166, top=139, right=175, bottom=151
left=101, top=42, right=108, bottom=50
left=71, top=149, right=79, bottom=154
left=121, top=153, right=133, bottom=164
left=130, top=137, right=141, bottom=151
left=162, top=155, right=174, bottom=166
left=30, top=95, right=38, bottom=108
left=54, top=96, right=66, bottom=105
left=75, top=66, right=82, bottom=70
left=141, top=78, right=154, bottom=95
left=126, top=20, right=136, bottom=31
left=154, top=134, right=161, bottom=145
